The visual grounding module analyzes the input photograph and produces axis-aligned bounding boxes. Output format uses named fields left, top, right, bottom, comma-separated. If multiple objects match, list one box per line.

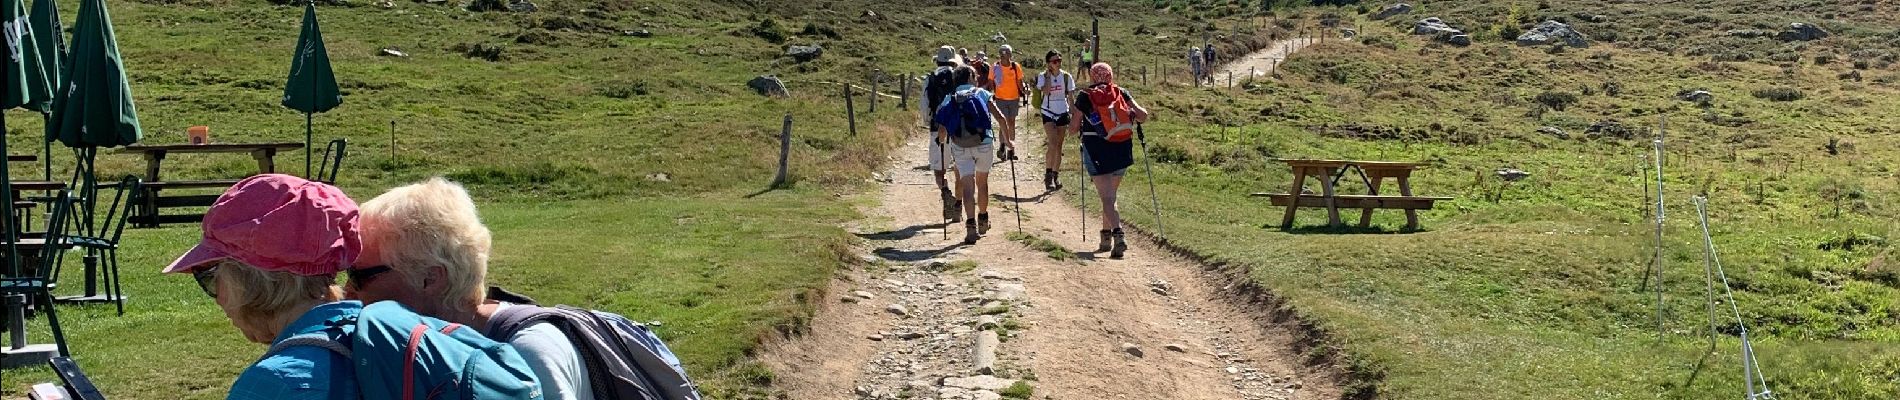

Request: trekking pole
left=1078, top=139, right=1088, bottom=241
left=1008, top=142, right=1023, bottom=234
left=1136, top=124, right=1165, bottom=239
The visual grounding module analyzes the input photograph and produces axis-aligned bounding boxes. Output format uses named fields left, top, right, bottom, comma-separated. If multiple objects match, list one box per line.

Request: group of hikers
left=163, top=174, right=700, bottom=400
left=1188, top=45, right=1217, bottom=86
left=920, top=43, right=1151, bottom=259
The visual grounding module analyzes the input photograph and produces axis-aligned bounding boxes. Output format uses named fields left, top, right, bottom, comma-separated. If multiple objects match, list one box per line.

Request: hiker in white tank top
left=1035, top=50, right=1077, bottom=191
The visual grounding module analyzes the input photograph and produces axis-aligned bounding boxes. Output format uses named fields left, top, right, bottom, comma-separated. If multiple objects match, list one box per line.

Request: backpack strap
left=266, top=333, right=354, bottom=360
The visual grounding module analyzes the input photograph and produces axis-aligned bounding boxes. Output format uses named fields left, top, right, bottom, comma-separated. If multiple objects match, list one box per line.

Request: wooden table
left=1251, top=159, right=1451, bottom=231
left=118, top=143, right=304, bottom=227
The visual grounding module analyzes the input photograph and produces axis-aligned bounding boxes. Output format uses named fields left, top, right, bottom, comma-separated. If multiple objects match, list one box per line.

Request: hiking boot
left=996, top=145, right=1009, bottom=162
left=978, top=213, right=991, bottom=234
left=1097, top=230, right=1113, bottom=252
left=1110, top=229, right=1128, bottom=259
left=963, top=221, right=980, bottom=245
left=1046, top=169, right=1063, bottom=191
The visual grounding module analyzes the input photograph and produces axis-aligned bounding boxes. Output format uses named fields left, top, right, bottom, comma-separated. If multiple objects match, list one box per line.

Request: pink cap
left=162, top=174, right=362, bottom=276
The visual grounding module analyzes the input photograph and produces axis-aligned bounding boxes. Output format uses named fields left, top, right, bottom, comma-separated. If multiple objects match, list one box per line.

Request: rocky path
left=1215, top=37, right=1318, bottom=80
left=759, top=120, right=1341, bottom=399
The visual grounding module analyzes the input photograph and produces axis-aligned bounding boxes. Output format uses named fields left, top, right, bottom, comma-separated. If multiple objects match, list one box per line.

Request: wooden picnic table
left=118, top=142, right=304, bottom=227
left=1250, top=159, right=1451, bottom=231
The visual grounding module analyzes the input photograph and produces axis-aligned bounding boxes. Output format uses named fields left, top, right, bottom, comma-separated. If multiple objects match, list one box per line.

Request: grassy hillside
left=1103, top=2, right=1900, bottom=399
left=0, top=0, right=1261, bottom=398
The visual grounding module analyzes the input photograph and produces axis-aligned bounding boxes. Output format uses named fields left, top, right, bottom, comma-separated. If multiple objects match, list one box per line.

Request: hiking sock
left=978, top=213, right=991, bottom=234
left=1097, top=230, right=1113, bottom=252
left=1110, top=228, right=1128, bottom=259
left=963, top=221, right=980, bottom=245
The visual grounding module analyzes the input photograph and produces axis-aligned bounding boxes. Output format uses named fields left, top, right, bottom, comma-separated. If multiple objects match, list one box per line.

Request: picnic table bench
left=1251, top=159, right=1452, bottom=231
left=118, top=143, right=303, bottom=227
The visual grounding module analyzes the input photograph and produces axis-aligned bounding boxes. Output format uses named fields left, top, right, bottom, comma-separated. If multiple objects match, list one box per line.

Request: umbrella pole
left=305, top=112, right=313, bottom=178
left=42, top=113, right=52, bottom=182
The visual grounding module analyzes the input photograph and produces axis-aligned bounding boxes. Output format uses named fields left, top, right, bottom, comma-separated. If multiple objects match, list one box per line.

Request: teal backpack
left=268, top=301, right=545, bottom=400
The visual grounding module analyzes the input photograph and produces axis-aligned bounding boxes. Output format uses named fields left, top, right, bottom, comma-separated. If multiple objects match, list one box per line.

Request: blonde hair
left=359, top=177, right=491, bottom=315
left=218, top=259, right=341, bottom=324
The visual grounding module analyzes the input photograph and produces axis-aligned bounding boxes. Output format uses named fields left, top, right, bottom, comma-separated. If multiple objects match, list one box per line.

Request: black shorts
left=1040, top=112, right=1072, bottom=126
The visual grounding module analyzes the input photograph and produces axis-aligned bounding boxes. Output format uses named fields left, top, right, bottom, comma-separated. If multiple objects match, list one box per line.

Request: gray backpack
left=487, top=289, right=701, bottom=400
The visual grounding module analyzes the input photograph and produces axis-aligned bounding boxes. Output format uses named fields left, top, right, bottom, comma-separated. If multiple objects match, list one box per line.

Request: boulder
left=1495, top=168, right=1531, bottom=182
left=1516, top=20, right=1589, bottom=47
left=1372, top=3, right=1413, bottom=20
left=786, top=44, right=823, bottom=63
left=379, top=48, right=409, bottom=57
left=747, top=75, right=789, bottom=97
left=506, top=0, right=535, bottom=12
left=1676, top=89, right=1713, bottom=104
left=1413, top=17, right=1453, bottom=35
left=623, top=29, right=653, bottom=38
left=1537, top=126, right=1568, bottom=140
left=1446, top=34, right=1472, bottom=46
left=1586, top=119, right=1638, bottom=140
left=1777, top=22, right=1829, bottom=41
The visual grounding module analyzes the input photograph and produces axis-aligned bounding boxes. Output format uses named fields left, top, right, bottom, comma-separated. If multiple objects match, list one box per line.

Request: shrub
left=1535, top=91, right=1578, bottom=111
left=800, top=22, right=841, bottom=40
left=1752, top=86, right=1803, bottom=101
left=751, top=18, right=788, bottom=43
left=594, top=80, right=650, bottom=98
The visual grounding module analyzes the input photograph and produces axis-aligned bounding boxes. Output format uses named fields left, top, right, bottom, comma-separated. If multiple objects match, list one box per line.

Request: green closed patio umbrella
left=282, top=1, right=341, bottom=178
left=49, top=0, right=142, bottom=235
left=28, top=0, right=66, bottom=181
left=4, top=0, right=54, bottom=278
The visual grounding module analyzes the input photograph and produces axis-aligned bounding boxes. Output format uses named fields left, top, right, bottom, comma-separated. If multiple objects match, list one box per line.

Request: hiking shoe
left=1097, top=230, right=1113, bottom=253
left=1110, top=229, right=1128, bottom=259
left=978, top=213, right=991, bottom=234
left=963, top=221, right=980, bottom=245
left=996, top=145, right=1009, bottom=162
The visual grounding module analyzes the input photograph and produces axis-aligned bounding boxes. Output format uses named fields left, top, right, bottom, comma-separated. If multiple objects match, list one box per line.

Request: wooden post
left=774, top=114, right=793, bottom=187
left=844, top=83, right=857, bottom=136
left=1228, top=71, right=1233, bottom=89
left=1249, top=66, right=1255, bottom=83
left=900, top=73, right=910, bottom=109
left=1141, top=66, right=1147, bottom=85
left=869, top=69, right=880, bottom=113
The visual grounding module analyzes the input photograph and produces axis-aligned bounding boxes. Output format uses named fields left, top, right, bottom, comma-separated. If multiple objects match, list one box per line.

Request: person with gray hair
left=348, top=177, right=595, bottom=400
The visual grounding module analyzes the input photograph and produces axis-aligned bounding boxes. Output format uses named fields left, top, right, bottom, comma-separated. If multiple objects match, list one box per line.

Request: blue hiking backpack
left=486, top=287, right=703, bottom=400
left=934, top=89, right=991, bottom=148
left=267, top=301, right=544, bottom=400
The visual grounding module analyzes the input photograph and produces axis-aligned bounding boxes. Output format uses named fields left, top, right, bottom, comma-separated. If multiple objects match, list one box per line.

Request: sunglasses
left=193, top=265, right=220, bottom=299
left=347, top=265, right=393, bottom=288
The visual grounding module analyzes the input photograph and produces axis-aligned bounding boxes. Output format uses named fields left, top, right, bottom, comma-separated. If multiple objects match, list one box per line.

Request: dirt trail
left=1216, top=38, right=1317, bottom=79
left=760, top=117, right=1342, bottom=399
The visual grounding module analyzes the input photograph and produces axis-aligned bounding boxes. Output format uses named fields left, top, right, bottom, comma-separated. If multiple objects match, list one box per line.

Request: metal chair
left=2, top=190, right=76, bottom=357
left=65, top=177, right=138, bottom=315
left=316, top=138, right=347, bottom=184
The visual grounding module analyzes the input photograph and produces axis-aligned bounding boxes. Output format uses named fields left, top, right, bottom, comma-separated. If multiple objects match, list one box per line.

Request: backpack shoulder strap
left=486, top=304, right=564, bottom=340
left=267, top=333, right=354, bottom=360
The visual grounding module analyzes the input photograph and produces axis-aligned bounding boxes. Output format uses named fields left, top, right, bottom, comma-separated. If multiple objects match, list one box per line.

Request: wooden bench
left=129, top=180, right=241, bottom=228
left=119, top=143, right=303, bottom=227
left=1251, top=193, right=1453, bottom=210
left=1261, top=159, right=1452, bottom=230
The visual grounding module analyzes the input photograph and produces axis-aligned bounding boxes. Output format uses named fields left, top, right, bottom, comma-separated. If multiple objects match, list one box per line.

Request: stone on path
left=975, top=315, right=999, bottom=331
left=868, top=333, right=884, bottom=341
left=1164, top=343, right=1187, bottom=352
left=979, top=270, right=1007, bottom=280
left=971, top=390, right=1002, bottom=400
left=1121, top=342, right=1145, bottom=357
left=886, top=304, right=910, bottom=316
left=899, top=331, right=926, bottom=340
left=853, top=290, right=876, bottom=300
left=973, top=331, right=1000, bottom=374
left=943, top=375, right=1017, bottom=391
left=991, top=283, right=1026, bottom=301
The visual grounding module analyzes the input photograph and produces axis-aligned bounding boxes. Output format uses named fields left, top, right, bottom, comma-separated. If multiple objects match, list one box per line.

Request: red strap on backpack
left=400, top=323, right=467, bottom=400
left=1084, top=84, right=1136, bottom=142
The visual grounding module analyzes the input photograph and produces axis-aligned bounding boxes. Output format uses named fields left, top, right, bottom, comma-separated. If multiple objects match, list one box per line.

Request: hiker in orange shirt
left=986, top=44, right=1030, bottom=162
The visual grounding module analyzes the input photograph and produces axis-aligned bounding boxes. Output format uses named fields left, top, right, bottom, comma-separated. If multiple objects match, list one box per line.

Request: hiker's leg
left=977, top=172, right=991, bottom=214
left=973, top=143, right=995, bottom=214
left=930, top=139, right=949, bottom=189
left=1043, top=121, right=1066, bottom=171
left=1094, top=174, right=1124, bottom=231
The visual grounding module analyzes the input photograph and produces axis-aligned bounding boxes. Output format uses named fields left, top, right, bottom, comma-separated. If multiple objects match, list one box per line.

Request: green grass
left=1007, top=231, right=1076, bottom=261
left=0, top=0, right=1259, bottom=397
left=1000, top=380, right=1035, bottom=399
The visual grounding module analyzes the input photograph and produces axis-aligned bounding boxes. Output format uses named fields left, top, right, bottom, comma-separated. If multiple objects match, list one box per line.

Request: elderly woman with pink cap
left=161, top=174, right=367, bottom=399
left=1068, top=62, right=1150, bottom=259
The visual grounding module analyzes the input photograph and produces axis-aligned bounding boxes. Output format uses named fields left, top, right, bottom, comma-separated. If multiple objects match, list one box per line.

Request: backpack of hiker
left=936, top=88, right=993, bottom=148
left=1082, top=83, right=1136, bottom=143
left=924, top=66, right=959, bottom=122
left=265, top=301, right=545, bottom=400
left=488, top=297, right=703, bottom=400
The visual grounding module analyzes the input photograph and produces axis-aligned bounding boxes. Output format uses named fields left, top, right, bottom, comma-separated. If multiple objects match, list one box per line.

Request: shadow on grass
left=855, top=222, right=953, bottom=241
left=870, top=244, right=965, bottom=262
left=1270, top=224, right=1429, bottom=235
